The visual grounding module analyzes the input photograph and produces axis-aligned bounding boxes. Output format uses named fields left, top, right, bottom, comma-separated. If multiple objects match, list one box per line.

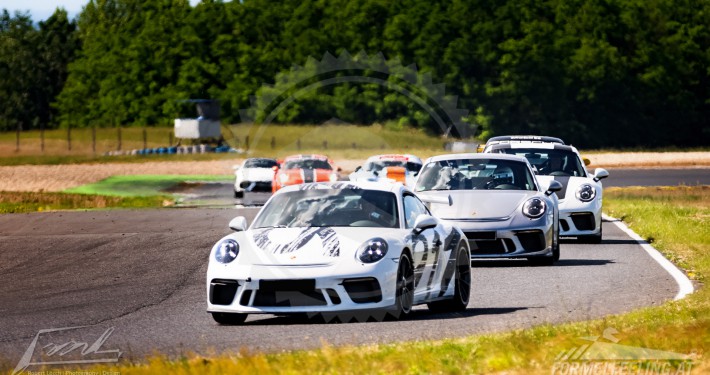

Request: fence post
left=271, top=136, right=276, bottom=149
left=67, top=124, right=72, bottom=151
left=92, top=126, right=97, bottom=155
left=143, top=127, right=147, bottom=149
left=15, top=122, right=20, bottom=152
left=117, top=126, right=122, bottom=151
left=245, top=135, right=250, bottom=150
left=322, top=140, right=328, bottom=150
left=40, top=123, right=44, bottom=152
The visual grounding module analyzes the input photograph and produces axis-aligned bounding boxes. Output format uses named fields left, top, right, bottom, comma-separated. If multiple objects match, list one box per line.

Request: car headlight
left=215, top=239, right=239, bottom=264
left=522, top=198, right=546, bottom=219
left=576, top=184, right=596, bottom=202
left=329, top=172, right=339, bottom=182
left=356, top=237, right=389, bottom=263
left=279, top=173, right=290, bottom=184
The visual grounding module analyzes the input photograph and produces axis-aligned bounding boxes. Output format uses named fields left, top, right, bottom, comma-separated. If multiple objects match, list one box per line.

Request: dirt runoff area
left=0, top=152, right=708, bottom=193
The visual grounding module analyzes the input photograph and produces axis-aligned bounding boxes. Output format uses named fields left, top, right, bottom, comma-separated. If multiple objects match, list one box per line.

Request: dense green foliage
left=1, top=0, right=709, bottom=147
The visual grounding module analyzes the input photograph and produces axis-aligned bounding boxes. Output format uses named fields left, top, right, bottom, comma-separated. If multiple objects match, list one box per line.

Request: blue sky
left=3, top=0, right=203, bottom=21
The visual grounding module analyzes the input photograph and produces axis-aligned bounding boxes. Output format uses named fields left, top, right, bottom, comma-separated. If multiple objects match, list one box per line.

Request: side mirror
left=413, top=214, right=437, bottom=233
left=337, top=167, right=343, bottom=173
left=583, top=158, right=591, bottom=166
left=354, top=166, right=361, bottom=172
left=545, top=180, right=563, bottom=196
left=593, top=168, right=609, bottom=182
left=229, top=216, right=248, bottom=232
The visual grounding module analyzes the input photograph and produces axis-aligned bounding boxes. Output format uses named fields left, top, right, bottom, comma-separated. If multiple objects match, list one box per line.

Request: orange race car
left=272, top=154, right=341, bottom=193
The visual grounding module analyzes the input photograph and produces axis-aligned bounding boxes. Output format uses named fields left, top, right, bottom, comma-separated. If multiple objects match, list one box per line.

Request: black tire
left=234, top=190, right=244, bottom=199
left=428, top=243, right=471, bottom=313
left=389, top=253, right=415, bottom=320
left=211, top=312, right=247, bottom=325
left=552, top=223, right=561, bottom=261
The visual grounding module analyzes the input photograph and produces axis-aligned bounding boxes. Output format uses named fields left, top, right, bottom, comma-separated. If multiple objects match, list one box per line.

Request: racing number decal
left=253, top=227, right=340, bottom=257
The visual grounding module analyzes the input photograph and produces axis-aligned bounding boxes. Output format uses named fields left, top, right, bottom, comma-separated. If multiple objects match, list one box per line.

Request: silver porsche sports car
left=415, top=153, right=562, bottom=265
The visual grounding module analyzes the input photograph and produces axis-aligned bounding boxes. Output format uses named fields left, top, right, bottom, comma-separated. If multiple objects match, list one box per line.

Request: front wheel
left=389, top=253, right=414, bottom=320
left=428, top=243, right=471, bottom=313
left=212, top=312, right=247, bottom=325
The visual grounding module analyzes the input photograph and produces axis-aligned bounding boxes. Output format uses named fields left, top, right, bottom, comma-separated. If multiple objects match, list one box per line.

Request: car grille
left=570, top=212, right=596, bottom=230
left=469, top=239, right=516, bottom=254
left=515, top=230, right=546, bottom=252
left=559, top=219, right=570, bottom=232
left=209, top=279, right=239, bottom=305
left=464, top=231, right=496, bottom=240
left=343, top=277, right=382, bottom=303
left=239, top=181, right=272, bottom=192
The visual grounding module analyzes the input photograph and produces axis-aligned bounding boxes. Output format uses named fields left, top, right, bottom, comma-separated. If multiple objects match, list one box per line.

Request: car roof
left=283, top=154, right=330, bottom=161
left=425, top=153, right=529, bottom=163
left=485, top=135, right=565, bottom=146
left=487, top=142, right=579, bottom=153
left=365, top=154, right=423, bottom=164
left=277, top=181, right=406, bottom=195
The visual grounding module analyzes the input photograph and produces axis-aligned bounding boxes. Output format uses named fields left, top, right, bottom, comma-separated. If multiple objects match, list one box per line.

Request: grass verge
left=3, top=186, right=708, bottom=374
left=0, top=191, right=171, bottom=213
left=63, top=175, right=231, bottom=197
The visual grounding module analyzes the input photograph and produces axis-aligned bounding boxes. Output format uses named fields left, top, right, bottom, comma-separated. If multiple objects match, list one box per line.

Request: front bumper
left=558, top=198, right=602, bottom=237
left=445, top=218, right=554, bottom=259
left=206, top=261, right=398, bottom=314
left=235, top=180, right=273, bottom=193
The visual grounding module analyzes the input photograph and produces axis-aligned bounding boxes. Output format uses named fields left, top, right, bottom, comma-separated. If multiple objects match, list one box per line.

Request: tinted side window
left=403, top=194, right=429, bottom=229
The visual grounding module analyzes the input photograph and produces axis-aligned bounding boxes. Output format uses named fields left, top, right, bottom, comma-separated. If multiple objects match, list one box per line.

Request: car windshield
left=415, top=158, right=537, bottom=191
left=252, top=188, right=399, bottom=228
left=244, top=158, right=277, bottom=168
left=283, top=159, right=333, bottom=170
left=363, top=160, right=422, bottom=174
left=492, top=148, right=586, bottom=177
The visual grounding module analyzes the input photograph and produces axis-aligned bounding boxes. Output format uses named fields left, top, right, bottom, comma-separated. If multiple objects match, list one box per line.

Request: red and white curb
left=603, top=213, right=694, bottom=300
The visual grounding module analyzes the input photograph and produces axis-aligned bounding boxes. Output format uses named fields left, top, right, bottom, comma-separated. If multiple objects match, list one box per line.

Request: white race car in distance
left=349, top=154, right=423, bottom=188
left=233, top=158, right=279, bottom=198
left=415, top=153, right=563, bottom=265
left=207, top=181, right=471, bottom=324
left=484, top=136, right=609, bottom=243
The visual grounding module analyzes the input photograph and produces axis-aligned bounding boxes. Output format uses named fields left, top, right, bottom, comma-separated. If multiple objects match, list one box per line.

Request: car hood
left=418, top=190, right=537, bottom=220
left=234, top=227, right=401, bottom=266
left=240, top=167, right=274, bottom=182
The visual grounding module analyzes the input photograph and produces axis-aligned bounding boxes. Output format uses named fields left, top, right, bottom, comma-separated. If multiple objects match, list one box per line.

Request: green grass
left=6, top=185, right=704, bottom=374
left=64, top=175, right=231, bottom=197
left=0, top=191, right=171, bottom=213
left=0, top=124, right=462, bottom=165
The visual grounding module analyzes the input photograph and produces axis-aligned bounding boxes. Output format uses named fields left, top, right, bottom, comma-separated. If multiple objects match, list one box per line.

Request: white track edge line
left=602, top=213, right=694, bottom=300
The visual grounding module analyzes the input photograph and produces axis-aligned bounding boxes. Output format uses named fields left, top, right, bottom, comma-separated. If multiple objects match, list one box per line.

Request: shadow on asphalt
left=225, top=306, right=531, bottom=326
left=471, top=258, right=614, bottom=268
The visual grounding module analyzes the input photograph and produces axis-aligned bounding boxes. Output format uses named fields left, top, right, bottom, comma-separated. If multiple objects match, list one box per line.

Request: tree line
left=1, top=0, right=708, bottom=148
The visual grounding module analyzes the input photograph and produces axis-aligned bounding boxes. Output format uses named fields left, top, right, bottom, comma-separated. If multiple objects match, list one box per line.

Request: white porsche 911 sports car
left=207, top=181, right=471, bottom=324
left=484, top=136, right=609, bottom=243
left=233, top=158, right=279, bottom=198
left=349, top=154, right=423, bottom=188
left=415, top=154, right=563, bottom=265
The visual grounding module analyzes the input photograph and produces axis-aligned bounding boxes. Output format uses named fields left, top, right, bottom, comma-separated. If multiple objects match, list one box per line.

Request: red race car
left=272, top=154, right=341, bottom=193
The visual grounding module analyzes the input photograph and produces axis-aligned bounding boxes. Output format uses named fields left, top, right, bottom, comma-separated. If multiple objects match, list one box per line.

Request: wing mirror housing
left=413, top=214, right=437, bottom=234
left=593, top=168, right=609, bottom=182
left=229, top=216, right=248, bottom=232
left=545, top=180, right=563, bottom=196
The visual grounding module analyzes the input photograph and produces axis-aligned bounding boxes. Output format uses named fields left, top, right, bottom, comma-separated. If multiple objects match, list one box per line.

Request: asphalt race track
left=0, top=168, right=704, bottom=364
